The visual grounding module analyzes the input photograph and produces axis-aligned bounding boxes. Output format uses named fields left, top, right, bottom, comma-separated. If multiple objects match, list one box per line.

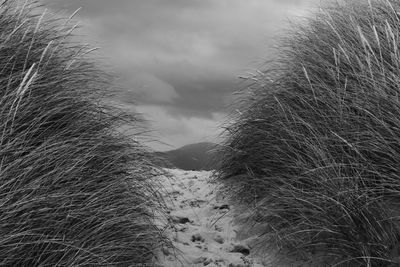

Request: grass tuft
left=0, top=1, right=166, bottom=265
left=215, top=0, right=400, bottom=265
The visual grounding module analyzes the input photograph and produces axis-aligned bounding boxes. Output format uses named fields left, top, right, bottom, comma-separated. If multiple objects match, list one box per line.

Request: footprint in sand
left=155, top=168, right=267, bottom=267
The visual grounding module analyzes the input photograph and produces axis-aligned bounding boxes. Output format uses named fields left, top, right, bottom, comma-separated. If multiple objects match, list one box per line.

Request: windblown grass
left=0, top=1, right=166, bottom=265
left=215, top=0, right=400, bottom=265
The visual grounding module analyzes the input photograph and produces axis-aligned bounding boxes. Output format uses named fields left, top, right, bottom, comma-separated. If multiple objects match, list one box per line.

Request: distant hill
left=155, top=142, right=218, bottom=171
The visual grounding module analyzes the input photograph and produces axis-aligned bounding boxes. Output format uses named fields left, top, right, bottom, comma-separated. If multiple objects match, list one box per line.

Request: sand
left=155, top=168, right=267, bottom=267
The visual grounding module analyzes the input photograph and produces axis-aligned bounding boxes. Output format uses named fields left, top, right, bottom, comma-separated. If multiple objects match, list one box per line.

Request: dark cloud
left=44, top=0, right=212, bottom=16
left=43, top=0, right=317, bottom=150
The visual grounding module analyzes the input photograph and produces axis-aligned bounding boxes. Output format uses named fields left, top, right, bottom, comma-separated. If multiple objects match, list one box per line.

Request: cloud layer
left=44, top=0, right=317, bottom=150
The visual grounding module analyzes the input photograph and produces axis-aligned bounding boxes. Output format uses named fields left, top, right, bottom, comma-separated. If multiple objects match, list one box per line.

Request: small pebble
left=170, top=216, right=191, bottom=224
left=214, top=204, right=230, bottom=210
left=213, top=234, right=224, bottom=244
left=191, top=233, right=205, bottom=242
left=229, top=244, right=250, bottom=256
left=162, top=247, right=170, bottom=256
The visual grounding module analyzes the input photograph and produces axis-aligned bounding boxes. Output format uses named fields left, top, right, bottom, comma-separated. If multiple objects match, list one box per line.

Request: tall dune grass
left=216, top=0, right=400, bottom=265
left=0, top=1, right=166, bottom=265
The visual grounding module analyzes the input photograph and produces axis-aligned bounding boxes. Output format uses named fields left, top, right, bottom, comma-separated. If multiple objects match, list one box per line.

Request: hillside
left=156, top=142, right=217, bottom=171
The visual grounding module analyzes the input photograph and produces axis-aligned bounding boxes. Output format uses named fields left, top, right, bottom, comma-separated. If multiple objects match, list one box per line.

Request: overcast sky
left=43, top=0, right=317, bottom=151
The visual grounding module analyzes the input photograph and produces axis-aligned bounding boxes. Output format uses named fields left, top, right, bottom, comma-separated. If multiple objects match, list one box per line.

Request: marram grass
left=0, top=1, right=166, bottom=266
left=216, top=0, right=400, bottom=266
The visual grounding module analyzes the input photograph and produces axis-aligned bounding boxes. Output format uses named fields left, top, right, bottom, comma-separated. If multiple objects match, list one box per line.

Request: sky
left=43, top=0, right=317, bottom=151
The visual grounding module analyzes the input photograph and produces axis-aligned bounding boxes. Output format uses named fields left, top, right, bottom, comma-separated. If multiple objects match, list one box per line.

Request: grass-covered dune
left=0, top=1, right=165, bottom=266
left=216, top=0, right=400, bottom=265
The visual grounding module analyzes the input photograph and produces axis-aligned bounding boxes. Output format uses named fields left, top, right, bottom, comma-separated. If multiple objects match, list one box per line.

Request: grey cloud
left=116, top=72, right=179, bottom=104
left=43, top=0, right=213, bottom=17
left=43, top=0, right=319, bottom=149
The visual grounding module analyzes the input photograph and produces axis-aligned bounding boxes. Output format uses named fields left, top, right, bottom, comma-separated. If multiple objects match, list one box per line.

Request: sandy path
left=155, top=168, right=266, bottom=267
